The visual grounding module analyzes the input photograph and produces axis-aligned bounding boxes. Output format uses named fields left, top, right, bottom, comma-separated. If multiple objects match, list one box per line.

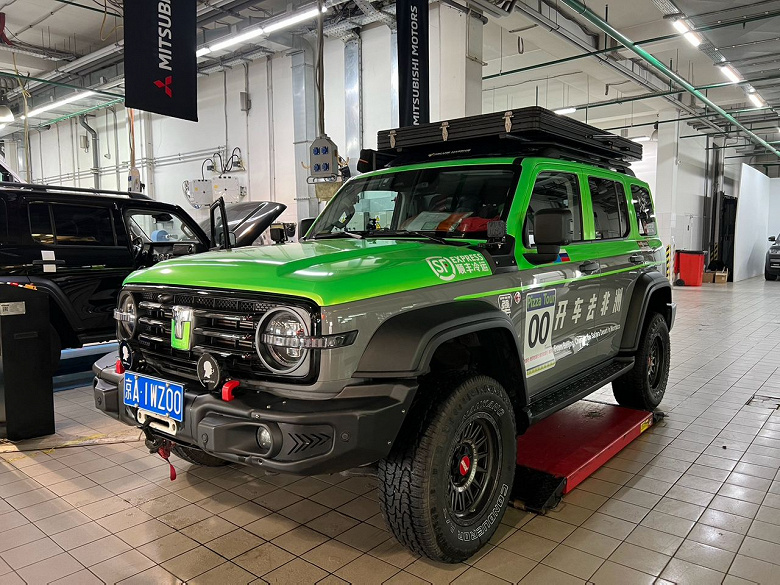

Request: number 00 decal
left=523, top=290, right=557, bottom=377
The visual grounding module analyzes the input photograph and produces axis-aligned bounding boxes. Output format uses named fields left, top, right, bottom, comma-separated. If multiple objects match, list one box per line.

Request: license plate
left=123, top=372, right=185, bottom=423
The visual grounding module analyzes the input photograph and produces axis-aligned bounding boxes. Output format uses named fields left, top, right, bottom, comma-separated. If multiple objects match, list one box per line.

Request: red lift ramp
left=513, top=400, right=660, bottom=513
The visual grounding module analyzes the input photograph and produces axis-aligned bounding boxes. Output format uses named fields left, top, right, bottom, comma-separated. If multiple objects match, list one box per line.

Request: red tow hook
left=222, top=380, right=240, bottom=402
left=157, top=440, right=177, bottom=481
left=115, top=359, right=125, bottom=375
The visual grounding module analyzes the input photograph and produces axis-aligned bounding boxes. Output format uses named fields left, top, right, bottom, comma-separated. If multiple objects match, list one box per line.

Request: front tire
left=613, top=313, right=670, bottom=410
left=378, top=375, right=516, bottom=563
left=171, top=444, right=230, bottom=467
left=766, top=272, right=777, bottom=281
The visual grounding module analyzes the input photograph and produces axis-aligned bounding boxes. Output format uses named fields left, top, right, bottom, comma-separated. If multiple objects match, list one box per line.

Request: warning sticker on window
left=524, top=290, right=557, bottom=377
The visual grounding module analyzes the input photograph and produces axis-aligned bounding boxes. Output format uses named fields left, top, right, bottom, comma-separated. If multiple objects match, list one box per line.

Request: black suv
left=0, top=183, right=283, bottom=369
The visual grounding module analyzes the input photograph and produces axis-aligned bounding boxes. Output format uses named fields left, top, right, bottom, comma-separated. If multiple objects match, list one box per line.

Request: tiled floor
left=2, top=277, right=780, bottom=584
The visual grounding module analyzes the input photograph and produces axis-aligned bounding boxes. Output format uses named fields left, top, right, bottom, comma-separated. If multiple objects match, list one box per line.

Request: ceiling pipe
left=484, top=9, right=780, bottom=82
left=558, top=0, right=780, bottom=159
left=79, top=115, right=100, bottom=189
left=510, top=0, right=722, bottom=132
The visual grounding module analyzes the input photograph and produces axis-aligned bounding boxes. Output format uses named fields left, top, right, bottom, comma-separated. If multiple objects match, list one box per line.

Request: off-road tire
left=613, top=312, right=670, bottom=410
left=766, top=272, right=777, bottom=281
left=378, top=375, right=516, bottom=563
left=171, top=444, right=230, bottom=467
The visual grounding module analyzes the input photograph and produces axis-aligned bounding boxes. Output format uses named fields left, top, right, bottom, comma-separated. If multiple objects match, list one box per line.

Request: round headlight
left=256, top=308, right=309, bottom=374
left=116, top=292, right=137, bottom=340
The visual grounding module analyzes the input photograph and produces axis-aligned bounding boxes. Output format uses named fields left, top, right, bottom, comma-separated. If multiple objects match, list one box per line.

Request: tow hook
left=142, top=422, right=177, bottom=481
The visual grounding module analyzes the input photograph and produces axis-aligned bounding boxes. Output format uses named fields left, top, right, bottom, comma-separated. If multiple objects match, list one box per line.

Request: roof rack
left=0, top=182, right=151, bottom=200
left=371, top=106, right=641, bottom=170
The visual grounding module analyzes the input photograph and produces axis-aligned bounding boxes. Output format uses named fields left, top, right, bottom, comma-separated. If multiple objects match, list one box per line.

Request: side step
left=523, top=358, right=634, bottom=426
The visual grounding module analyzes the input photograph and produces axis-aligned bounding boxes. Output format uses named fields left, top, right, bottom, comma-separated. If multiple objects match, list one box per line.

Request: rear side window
left=29, top=203, right=54, bottom=245
left=588, top=177, right=629, bottom=240
left=631, top=184, right=657, bottom=237
left=52, top=204, right=115, bottom=246
left=525, top=172, right=583, bottom=246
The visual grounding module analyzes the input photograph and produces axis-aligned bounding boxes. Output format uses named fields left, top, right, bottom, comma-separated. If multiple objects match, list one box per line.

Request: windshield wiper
left=313, top=230, right=365, bottom=240
left=370, top=230, right=466, bottom=246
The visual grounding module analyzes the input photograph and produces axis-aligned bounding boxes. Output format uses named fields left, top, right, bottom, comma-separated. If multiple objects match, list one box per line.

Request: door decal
left=524, top=290, right=557, bottom=377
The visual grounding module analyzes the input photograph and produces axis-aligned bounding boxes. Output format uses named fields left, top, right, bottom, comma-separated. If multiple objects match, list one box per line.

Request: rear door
left=25, top=199, right=134, bottom=340
left=582, top=173, right=644, bottom=356
left=511, top=161, right=605, bottom=399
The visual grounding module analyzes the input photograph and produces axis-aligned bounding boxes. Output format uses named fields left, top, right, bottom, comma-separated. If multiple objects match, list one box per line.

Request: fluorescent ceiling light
left=672, top=19, right=690, bottom=34
left=209, top=26, right=264, bottom=52
left=196, top=6, right=327, bottom=57
left=23, top=91, right=96, bottom=119
left=554, top=107, right=577, bottom=115
left=683, top=32, right=701, bottom=47
left=720, top=65, right=741, bottom=84
left=263, top=6, right=327, bottom=34
left=633, top=136, right=652, bottom=142
left=749, top=93, right=764, bottom=108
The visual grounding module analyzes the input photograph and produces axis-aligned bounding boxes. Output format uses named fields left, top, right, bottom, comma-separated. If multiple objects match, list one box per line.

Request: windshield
left=310, top=165, right=517, bottom=239
left=127, top=210, right=199, bottom=243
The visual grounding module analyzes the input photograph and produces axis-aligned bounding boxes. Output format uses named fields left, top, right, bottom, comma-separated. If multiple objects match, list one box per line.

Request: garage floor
left=1, top=279, right=780, bottom=585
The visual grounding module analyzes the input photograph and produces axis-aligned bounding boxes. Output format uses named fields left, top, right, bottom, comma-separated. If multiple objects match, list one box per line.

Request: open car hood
left=198, top=201, right=286, bottom=247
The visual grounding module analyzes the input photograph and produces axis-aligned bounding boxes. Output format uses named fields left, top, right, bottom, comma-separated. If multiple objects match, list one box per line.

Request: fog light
left=257, top=425, right=274, bottom=456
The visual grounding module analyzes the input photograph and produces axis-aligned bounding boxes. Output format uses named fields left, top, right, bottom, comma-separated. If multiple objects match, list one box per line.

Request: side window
left=588, top=177, right=629, bottom=240
left=631, top=185, right=657, bottom=237
left=0, top=200, right=7, bottom=241
left=29, top=203, right=55, bottom=245
left=524, top=171, right=582, bottom=246
left=52, top=204, right=115, bottom=246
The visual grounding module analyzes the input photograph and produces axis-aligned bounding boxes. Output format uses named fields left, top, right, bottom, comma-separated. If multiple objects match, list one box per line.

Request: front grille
left=129, top=288, right=315, bottom=382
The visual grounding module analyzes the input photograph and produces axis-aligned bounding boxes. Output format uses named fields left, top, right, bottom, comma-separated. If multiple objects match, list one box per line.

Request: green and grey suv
left=96, top=108, right=675, bottom=562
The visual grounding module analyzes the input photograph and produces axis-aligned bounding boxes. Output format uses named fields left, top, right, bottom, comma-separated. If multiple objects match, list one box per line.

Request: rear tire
left=766, top=272, right=777, bottom=281
left=613, top=313, right=670, bottom=410
left=171, top=444, right=230, bottom=467
left=378, top=375, right=516, bottom=563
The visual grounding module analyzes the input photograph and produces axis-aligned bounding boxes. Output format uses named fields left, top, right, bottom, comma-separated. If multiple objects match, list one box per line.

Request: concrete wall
left=733, top=164, right=770, bottom=282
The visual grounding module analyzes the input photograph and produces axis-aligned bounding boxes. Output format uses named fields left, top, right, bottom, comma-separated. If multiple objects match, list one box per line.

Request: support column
left=434, top=3, right=484, bottom=120
left=344, top=37, right=363, bottom=175
left=291, top=39, right=319, bottom=222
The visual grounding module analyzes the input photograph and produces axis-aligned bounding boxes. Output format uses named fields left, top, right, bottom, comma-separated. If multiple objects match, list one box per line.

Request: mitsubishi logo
left=154, top=76, right=173, bottom=98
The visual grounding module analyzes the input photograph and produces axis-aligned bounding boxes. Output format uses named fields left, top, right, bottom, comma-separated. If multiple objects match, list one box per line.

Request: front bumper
left=93, top=359, right=416, bottom=475
left=766, top=255, right=780, bottom=276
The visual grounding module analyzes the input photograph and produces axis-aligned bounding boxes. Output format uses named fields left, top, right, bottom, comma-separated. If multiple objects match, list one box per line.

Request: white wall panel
left=734, top=164, right=770, bottom=282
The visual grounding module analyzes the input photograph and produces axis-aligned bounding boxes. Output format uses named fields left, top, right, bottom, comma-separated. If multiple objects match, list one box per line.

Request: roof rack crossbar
left=0, top=182, right=150, bottom=200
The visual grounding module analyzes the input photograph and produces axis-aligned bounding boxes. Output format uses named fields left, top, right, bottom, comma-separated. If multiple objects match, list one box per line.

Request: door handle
left=579, top=261, right=601, bottom=275
left=629, top=254, right=645, bottom=264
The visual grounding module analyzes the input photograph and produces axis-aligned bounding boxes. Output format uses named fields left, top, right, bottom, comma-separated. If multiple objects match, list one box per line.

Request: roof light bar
left=554, top=107, right=577, bottom=115
left=196, top=6, right=328, bottom=58
left=23, top=91, right=96, bottom=119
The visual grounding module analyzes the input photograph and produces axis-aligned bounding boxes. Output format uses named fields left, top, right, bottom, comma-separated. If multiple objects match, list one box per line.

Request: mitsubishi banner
left=124, top=0, right=198, bottom=122
left=397, top=0, right=430, bottom=127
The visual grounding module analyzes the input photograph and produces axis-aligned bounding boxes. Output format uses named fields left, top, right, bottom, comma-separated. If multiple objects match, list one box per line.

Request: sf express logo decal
left=426, top=254, right=490, bottom=281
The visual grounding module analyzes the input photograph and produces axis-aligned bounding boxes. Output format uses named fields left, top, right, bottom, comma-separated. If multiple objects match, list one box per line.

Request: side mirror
left=299, top=218, right=316, bottom=239
left=532, top=208, right=572, bottom=260
left=770, top=236, right=777, bottom=242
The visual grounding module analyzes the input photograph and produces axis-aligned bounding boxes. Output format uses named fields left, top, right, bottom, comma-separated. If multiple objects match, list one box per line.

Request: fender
left=23, top=277, right=84, bottom=334
left=620, top=271, right=674, bottom=353
left=353, top=300, right=521, bottom=378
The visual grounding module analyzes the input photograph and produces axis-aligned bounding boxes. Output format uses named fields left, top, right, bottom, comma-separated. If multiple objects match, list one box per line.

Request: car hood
left=198, top=201, right=286, bottom=247
left=124, top=238, right=492, bottom=306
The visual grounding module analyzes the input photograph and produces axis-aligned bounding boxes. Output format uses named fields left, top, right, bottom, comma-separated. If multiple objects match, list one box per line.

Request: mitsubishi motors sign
left=397, top=0, right=429, bottom=127
left=124, top=0, right=198, bottom=122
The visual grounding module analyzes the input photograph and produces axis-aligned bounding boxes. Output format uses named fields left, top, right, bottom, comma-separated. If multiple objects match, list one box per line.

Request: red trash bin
left=675, top=250, right=705, bottom=286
